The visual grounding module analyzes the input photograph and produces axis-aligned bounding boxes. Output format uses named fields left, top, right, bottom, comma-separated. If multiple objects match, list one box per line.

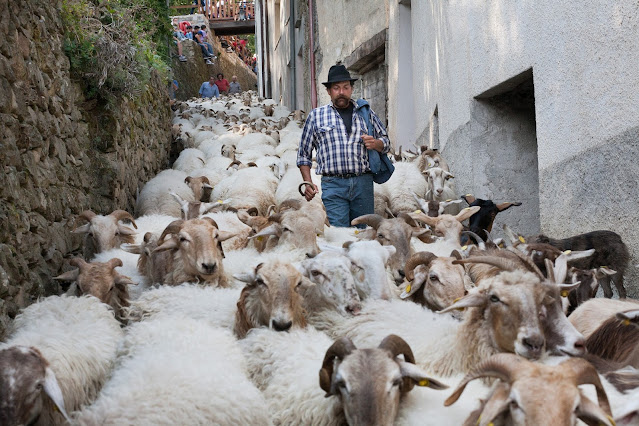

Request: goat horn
left=452, top=256, right=521, bottom=272
left=378, top=334, right=417, bottom=393
left=506, top=248, right=545, bottom=279
left=107, top=258, right=123, bottom=269
left=462, top=231, right=486, bottom=250
left=110, top=210, right=137, bottom=229
left=564, top=358, right=612, bottom=417
left=397, top=212, right=418, bottom=227
left=279, top=199, right=303, bottom=211
left=405, top=251, right=438, bottom=281
left=78, top=210, right=96, bottom=222
left=268, top=213, right=282, bottom=223
left=201, top=217, right=219, bottom=229
left=445, top=353, right=523, bottom=406
left=69, top=257, right=88, bottom=269
left=351, top=214, right=384, bottom=230
left=319, top=337, right=357, bottom=396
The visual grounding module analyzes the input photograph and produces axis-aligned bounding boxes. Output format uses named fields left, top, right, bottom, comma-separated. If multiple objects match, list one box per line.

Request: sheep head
left=351, top=213, right=430, bottom=284
left=319, top=335, right=448, bottom=426
left=445, top=354, right=613, bottom=426
left=233, top=260, right=311, bottom=338
left=250, top=211, right=320, bottom=257
left=460, top=195, right=521, bottom=242
left=410, top=206, right=480, bottom=243
left=184, top=176, right=213, bottom=202
left=0, top=346, right=71, bottom=425
left=418, top=147, right=449, bottom=172
left=401, top=251, right=469, bottom=311
left=72, top=210, right=137, bottom=259
left=53, top=257, right=132, bottom=322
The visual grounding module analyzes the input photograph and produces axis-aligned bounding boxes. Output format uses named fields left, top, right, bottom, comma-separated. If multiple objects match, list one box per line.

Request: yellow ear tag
left=601, top=265, right=608, bottom=269
left=607, top=415, right=616, bottom=426
left=354, top=230, right=360, bottom=235
left=406, top=284, right=411, bottom=293
left=453, top=297, right=465, bottom=311
left=624, top=319, right=631, bottom=326
left=217, top=199, right=223, bottom=203
left=466, top=194, right=472, bottom=197
left=414, top=210, right=422, bottom=214
left=464, top=207, right=472, bottom=210
left=518, top=236, right=526, bottom=243
left=418, top=379, right=429, bottom=387
left=461, top=245, right=468, bottom=250
left=445, top=199, right=452, bottom=202
left=563, top=250, right=572, bottom=255
left=256, top=236, right=264, bottom=242
left=561, top=290, right=569, bottom=297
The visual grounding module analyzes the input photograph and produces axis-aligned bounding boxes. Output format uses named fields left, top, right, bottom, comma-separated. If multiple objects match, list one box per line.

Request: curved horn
left=452, top=256, right=521, bottom=272
left=107, top=258, right=123, bottom=269
left=158, top=220, right=184, bottom=242
left=69, top=257, right=88, bottom=269
left=378, top=334, right=417, bottom=392
left=397, top=212, right=418, bottom=227
left=298, top=181, right=316, bottom=197
left=405, top=251, right=438, bottom=281
left=78, top=210, right=96, bottom=223
left=506, top=247, right=544, bottom=279
left=351, top=214, right=384, bottom=230
left=445, top=353, right=523, bottom=406
left=564, top=358, right=612, bottom=417
left=319, top=337, right=357, bottom=396
left=110, top=210, right=137, bottom=229
left=201, top=217, right=220, bottom=229
left=279, top=199, right=303, bottom=212
left=462, top=230, right=486, bottom=249
left=268, top=213, right=283, bottom=223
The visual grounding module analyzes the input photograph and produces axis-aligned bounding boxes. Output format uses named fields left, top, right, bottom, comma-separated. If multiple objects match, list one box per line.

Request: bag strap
left=355, top=99, right=374, bottom=137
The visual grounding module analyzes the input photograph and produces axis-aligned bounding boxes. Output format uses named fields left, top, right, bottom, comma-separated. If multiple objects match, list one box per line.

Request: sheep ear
left=216, top=230, right=237, bottom=242
left=154, top=238, right=178, bottom=252
left=477, top=383, right=511, bottom=426
left=576, top=391, right=615, bottom=426
left=398, top=361, right=448, bottom=390
left=461, top=194, right=476, bottom=205
left=53, top=269, right=79, bottom=282
left=72, top=223, right=91, bottom=234
left=595, top=267, right=617, bottom=278
left=400, top=274, right=425, bottom=299
left=43, top=367, right=72, bottom=423
left=117, top=224, right=137, bottom=236
left=437, top=290, right=485, bottom=313
left=233, top=272, right=255, bottom=283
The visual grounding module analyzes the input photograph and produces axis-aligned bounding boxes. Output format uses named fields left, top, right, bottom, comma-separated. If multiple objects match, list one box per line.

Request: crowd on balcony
left=219, top=35, right=257, bottom=74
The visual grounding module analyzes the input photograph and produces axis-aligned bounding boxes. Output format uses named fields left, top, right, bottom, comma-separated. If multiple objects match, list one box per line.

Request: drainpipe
left=289, top=0, right=296, bottom=109
left=308, top=0, right=317, bottom=108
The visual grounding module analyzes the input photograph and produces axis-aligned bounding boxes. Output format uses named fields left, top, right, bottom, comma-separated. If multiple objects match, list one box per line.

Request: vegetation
left=60, top=0, right=171, bottom=102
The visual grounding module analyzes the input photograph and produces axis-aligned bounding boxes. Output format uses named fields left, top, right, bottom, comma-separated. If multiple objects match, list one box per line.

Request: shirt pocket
left=317, top=125, right=335, bottom=144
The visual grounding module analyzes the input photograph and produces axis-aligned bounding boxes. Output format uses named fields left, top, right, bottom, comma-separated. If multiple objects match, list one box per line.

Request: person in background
left=199, top=76, right=220, bottom=99
left=214, top=73, right=229, bottom=95
left=228, top=75, right=241, bottom=94
left=297, top=64, right=390, bottom=227
left=169, top=79, right=179, bottom=106
left=172, top=24, right=187, bottom=62
left=193, top=25, right=215, bottom=62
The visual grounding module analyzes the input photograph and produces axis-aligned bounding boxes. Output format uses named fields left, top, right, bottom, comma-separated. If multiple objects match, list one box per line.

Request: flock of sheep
left=1, top=90, right=637, bottom=425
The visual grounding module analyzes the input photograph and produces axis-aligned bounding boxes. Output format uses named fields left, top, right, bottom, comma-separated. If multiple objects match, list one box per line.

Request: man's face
left=232, top=77, right=237, bottom=82
left=327, top=81, right=353, bottom=109
left=209, top=78, right=215, bottom=85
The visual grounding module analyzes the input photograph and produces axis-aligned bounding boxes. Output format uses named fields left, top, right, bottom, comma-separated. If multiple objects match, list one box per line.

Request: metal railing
left=170, top=1, right=255, bottom=22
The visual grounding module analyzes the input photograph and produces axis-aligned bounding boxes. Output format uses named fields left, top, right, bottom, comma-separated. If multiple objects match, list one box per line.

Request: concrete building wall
left=387, top=0, right=639, bottom=295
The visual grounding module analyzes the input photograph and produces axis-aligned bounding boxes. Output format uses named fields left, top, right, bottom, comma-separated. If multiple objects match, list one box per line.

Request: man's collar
left=328, top=98, right=356, bottom=110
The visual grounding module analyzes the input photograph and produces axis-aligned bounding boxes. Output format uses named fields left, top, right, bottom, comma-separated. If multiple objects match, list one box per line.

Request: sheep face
left=72, top=210, right=137, bottom=259
left=424, top=167, right=454, bottom=200
left=402, top=254, right=468, bottom=311
left=300, top=252, right=362, bottom=315
left=446, top=354, right=613, bottom=426
left=252, top=214, right=320, bottom=257
left=410, top=207, right=480, bottom=243
left=234, top=261, right=310, bottom=338
left=343, top=240, right=396, bottom=300
left=320, top=336, right=447, bottom=426
left=540, top=281, right=586, bottom=357
left=0, top=346, right=70, bottom=425
left=53, top=258, right=132, bottom=322
left=185, top=176, right=212, bottom=202
left=417, top=148, right=449, bottom=172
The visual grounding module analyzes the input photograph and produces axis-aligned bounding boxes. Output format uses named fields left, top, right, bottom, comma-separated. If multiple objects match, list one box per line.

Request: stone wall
left=0, top=0, right=173, bottom=338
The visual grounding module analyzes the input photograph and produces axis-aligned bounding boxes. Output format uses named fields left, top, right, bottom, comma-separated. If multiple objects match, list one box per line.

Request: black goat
left=460, top=195, right=521, bottom=242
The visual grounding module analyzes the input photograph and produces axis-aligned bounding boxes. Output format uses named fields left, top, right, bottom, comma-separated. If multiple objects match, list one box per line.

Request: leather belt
left=322, top=171, right=371, bottom=178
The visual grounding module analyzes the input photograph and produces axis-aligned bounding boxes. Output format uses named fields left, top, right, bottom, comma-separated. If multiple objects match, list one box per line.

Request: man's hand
left=361, top=135, right=382, bottom=152
left=303, top=182, right=318, bottom=201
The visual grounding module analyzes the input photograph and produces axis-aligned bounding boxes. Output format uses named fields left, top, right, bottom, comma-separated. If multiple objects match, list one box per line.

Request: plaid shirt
left=297, top=100, right=390, bottom=175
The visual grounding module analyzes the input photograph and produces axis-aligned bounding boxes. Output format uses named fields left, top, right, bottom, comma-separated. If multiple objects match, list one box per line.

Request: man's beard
left=334, top=96, right=349, bottom=108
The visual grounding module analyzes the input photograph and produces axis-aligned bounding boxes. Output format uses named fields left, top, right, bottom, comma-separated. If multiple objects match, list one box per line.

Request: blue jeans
left=321, top=173, right=374, bottom=228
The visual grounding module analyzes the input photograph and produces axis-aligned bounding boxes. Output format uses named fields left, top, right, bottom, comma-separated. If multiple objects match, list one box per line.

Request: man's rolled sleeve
left=371, top=112, right=391, bottom=154
left=296, top=114, right=315, bottom=167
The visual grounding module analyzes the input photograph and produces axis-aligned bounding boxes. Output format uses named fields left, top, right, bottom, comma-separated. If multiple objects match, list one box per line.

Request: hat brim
left=322, top=78, right=358, bottom=88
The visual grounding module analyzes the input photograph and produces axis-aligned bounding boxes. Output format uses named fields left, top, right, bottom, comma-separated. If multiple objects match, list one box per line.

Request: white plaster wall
left=388, top=0, right=639, bottom=170
left=314, top=0, right=388, bottom=106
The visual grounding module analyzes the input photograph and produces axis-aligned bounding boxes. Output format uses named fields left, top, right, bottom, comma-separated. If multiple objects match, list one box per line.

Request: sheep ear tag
left=400, top=282, right=422, bottom=299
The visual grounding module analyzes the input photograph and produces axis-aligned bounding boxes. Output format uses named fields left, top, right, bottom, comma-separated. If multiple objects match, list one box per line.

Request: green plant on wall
left=60, top=0, right=170, bottom=103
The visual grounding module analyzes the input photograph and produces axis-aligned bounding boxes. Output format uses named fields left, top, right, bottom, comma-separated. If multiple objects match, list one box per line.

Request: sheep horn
left=268, top=213, right=283, bottom=223
left=405, top=251, right=438, bottom=281
left=452, top=256, right=521, bottom=272
left=158, top=220, right=184, bottom=243
left=107, top=258, right=123, bottom=269
left=462, top=231, right=486, bottom=250
left=319, top=337, right=356, bottom=396
left=298, top=181, right=316, bottom=197
left=78, top=210, right=96, bottom=223
left=351, top=214, right=384, bottom=230
left=378, top=334, right=417, bottom=392
left=279, top=199, right=303, bottom=211
left=445, top=353, right=523, bottom=406
left=110, top=210, right=137, bottom=229
left=201, top=217, right=220, bottom=229
left=397, top=212, right=418, bottom=227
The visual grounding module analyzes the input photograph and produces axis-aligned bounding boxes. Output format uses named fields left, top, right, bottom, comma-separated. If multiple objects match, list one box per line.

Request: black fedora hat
left=322, top=64, right=358, bottom=87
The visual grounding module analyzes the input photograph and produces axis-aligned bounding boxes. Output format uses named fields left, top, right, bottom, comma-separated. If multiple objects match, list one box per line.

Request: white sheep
left=74, top=316, right=270, bottom=425
left=0, top=296, right=122, bottom=425
left=135, top=169, right=194, bottom=218
left=211, top=167, right=278, bottom=216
